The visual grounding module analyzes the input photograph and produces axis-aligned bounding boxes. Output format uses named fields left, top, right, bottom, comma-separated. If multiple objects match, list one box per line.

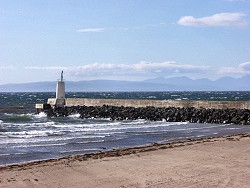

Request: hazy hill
left=0, top=75, right=250, bottom=92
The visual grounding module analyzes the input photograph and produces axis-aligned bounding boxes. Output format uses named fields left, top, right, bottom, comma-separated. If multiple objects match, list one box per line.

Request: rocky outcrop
left=43, top=105, right=250, bottom=125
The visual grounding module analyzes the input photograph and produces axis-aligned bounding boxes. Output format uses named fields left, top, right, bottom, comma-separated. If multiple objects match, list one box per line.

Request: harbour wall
left=47, top=98, right=250, bottom=109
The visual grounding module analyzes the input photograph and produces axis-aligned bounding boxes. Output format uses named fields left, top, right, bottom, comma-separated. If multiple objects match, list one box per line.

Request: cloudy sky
left=0, top=0, right=250, bottom=84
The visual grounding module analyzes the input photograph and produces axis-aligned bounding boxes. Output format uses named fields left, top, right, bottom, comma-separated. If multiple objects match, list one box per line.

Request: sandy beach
left=1, top=133, right=250, bottom=188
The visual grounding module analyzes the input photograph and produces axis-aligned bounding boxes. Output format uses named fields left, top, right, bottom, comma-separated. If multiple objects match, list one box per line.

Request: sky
left=0, top=0, right=250, bottom=84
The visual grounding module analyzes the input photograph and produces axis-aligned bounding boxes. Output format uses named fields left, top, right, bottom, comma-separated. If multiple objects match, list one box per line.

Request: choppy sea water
left=1, top=91, right=250, bottom=166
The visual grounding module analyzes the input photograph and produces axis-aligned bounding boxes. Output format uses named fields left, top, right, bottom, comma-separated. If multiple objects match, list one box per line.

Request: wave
left=125, top=130, right=170, bottom=135
left=226, top=127, right=242, bottom=130
left=1, top=139, right=107, bottom=149
left=68, top=113, right=81, bottom=118
left=3, top=129, right=63, bottom=138
left=174, top=124, right=227, bottom=132
left=80, top=121, right=187, bottom=132
left=0, top=152, right=29, bottom=157
left=1, top=113, right=33, bottom=122
left=0, top=136, right=126, bottom=150
left=0, top=119, right=192, bottom=141
left=34, top=112, right=47, bottom=118
left=0, top=112, right=49, bottom=124
left=4, top=142, right=72, bottom=148
left=0, top=134, right=109, bottom=145
left=58, top=148, right=100, bottom=154
left=0, top=151, right=51, bottom=157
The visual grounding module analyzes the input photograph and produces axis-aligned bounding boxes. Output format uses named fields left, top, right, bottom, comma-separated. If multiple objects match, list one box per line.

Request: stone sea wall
left=45, top=105, right=250, bottom=124
left=44, top=98, right=250, bottom=124
left=48, top=98, right=250, bottom=109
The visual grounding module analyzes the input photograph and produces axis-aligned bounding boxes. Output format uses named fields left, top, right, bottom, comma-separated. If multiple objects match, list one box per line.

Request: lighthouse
left=55, top=70, right=65, bottom=107
left=35, top=71, right=66, bottom=112
left=56, top=71, right=65, bottom=99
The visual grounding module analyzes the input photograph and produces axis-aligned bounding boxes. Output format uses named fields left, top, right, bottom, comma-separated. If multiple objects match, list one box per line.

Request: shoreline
left=2, top=132, right=250, bottom=187
left=1, top=132, right=249, bottom=171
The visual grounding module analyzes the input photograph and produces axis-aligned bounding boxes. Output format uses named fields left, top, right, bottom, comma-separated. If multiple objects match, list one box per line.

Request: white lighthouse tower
left=55, top=70, right=65, bottom=107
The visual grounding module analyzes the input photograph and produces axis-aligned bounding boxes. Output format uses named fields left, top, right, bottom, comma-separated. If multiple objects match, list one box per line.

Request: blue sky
left=0, top=0, right=250, bottom=84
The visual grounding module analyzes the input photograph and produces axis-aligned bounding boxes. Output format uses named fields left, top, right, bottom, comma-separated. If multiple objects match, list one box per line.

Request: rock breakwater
left=44, top=105, right=250, bottom=125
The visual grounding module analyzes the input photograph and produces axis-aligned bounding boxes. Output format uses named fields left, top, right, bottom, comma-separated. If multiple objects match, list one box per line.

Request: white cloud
left=77, top=28, right=106, bottom=33
left=225, top=0, right=250, bottom=2
left=218, top=62, right=250, bottom=75
left=177, top=12, right=247, bottom=27
left=25, top=61, right=210, bottom=79
left=0, top=66, right=15, bottom=70
left=77, top=23, right=167, bottom=33
left=239, top=62, right=250, bottom=71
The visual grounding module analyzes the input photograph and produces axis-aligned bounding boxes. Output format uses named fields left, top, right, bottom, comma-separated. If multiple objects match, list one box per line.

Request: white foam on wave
left=34, top=121, right=55, bottom=127
left=121, top=119, right=147, bottom=125
left=0, top=134, right=109, bottom=145
left=3, top=129, right=62, bottom=138
left=68, top=113, right=81, bottom=118
left=0, top=152, right=27, bottom=157
left=196, top=134, right=206, bottom=138
left=51, top=121, right=122, bottom=130
left=82, top=121, right=188, bottom=132
left=3, top=113, right=14, bottom=116
left=2, top=121, right=55, bottom=128
left=174, top=124, right=227, bottom=132
left=226, top=127, right=242, bottom=130
left=8, top=142, right=70, bottom=148
left=4, top=113, right=33, bottom=117
left=34, top=112, right=47, bottom=118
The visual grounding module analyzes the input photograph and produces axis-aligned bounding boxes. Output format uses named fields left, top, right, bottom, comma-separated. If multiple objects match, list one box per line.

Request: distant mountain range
left=1, top=75, right=250, bottom=92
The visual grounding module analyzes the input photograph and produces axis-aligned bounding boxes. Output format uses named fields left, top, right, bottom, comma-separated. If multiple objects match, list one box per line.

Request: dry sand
left=1, top=133, right=250, bottom=188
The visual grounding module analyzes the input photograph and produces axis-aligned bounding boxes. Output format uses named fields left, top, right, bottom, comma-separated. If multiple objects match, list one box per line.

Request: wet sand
left=1, top=133, right=250, bottom=188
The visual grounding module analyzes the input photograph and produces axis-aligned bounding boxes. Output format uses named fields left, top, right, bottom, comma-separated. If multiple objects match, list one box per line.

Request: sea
left=1, top=91, right=250, bottom=166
